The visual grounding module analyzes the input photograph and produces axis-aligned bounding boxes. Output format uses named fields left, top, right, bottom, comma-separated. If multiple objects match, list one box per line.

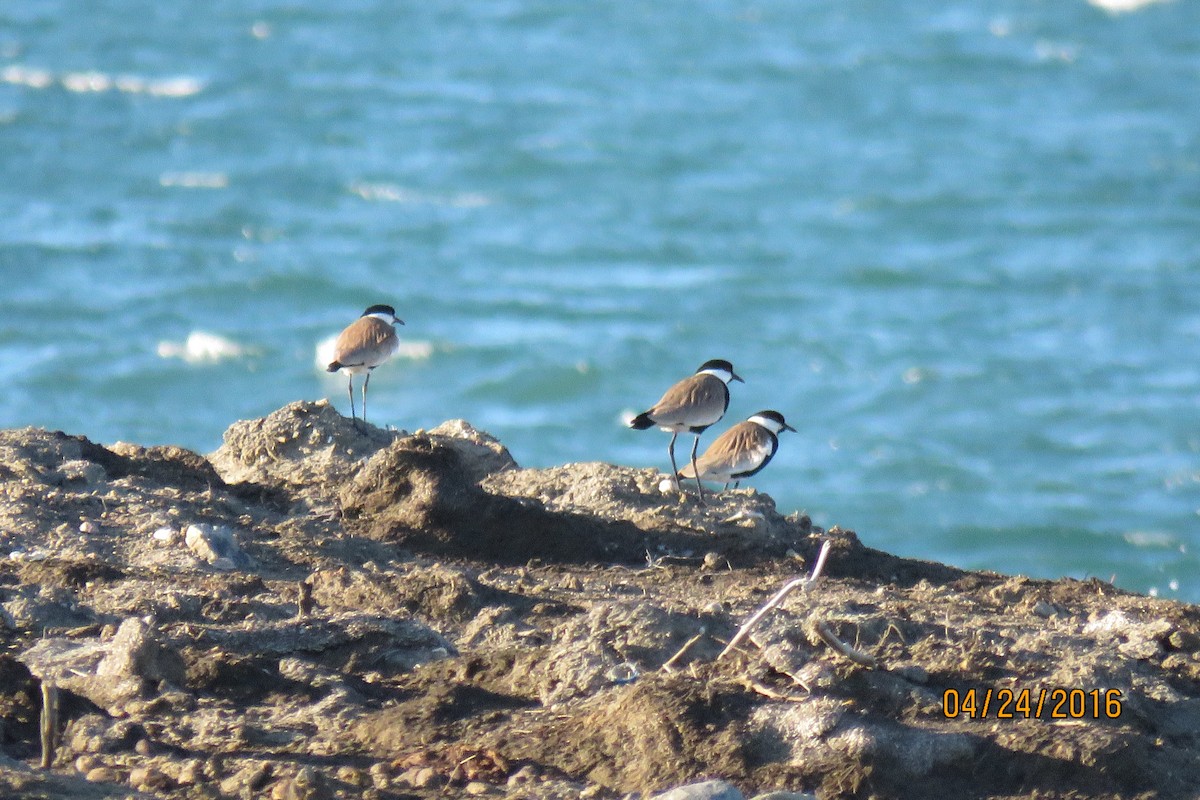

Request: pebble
left=185, top=523, right=252, bottom=569
left=606, top=661, right=640, bottom=684
left=335, top=766, right=365, bottom=786
left=1169, top=630, right=1200, bottom=651
left=85, top=766, right=120, bottom=783
left=177, top=758, right=204, bottom=785
left=152, top=526, right=176, bottom=544
left=74, top=754, right=99, bottom=773
left=129, top=765, right=171, bottom=791
left=650, top=779, right=745, bottom=800
left=506, top=765, right=539, bottom=787
left=1032, top=600, right=1057, bottom=618
left=465, top=780, right=492, bottom=795
left=894, top=664, right=929, bottom=684
left=220, top=761, right=272, bottom=795
left=412, top=767, right=440, bottom=788
left=368, top=763, right=391, bottom=789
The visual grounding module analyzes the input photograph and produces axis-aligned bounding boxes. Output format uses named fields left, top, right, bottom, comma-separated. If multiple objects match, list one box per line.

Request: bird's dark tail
left=326, top=361, right=342, bottom=373
left=629, top=412, right=655, bottom=430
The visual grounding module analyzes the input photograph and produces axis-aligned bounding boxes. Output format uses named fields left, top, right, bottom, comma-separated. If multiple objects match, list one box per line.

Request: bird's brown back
left=648, top=373, right=727, bottom=425
left=334, top=316, right=397, bottom=367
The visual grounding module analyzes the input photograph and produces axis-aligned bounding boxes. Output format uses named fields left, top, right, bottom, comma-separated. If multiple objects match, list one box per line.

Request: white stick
left=718, top=539, right=832, bottom=660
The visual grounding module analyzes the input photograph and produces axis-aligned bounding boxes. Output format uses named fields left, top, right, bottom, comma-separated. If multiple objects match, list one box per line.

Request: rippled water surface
left=2, top=0, right=1199, bottom=598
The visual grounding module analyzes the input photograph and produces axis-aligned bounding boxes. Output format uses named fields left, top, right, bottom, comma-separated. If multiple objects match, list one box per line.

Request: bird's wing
left=681, top=423, right=771, bottom=479
left=334, top=317, right=398, bottom=365
left=648, top=374, right=725, bottom=425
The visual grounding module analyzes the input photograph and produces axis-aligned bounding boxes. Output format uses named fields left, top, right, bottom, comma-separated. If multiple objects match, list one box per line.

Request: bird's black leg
left=690, top=434, right=705, bottom=505
left=362, top=370, right=372, bottom=427
left=667, top=431, right=681, bottom=487
left=733, top=481, right=740, bottom=490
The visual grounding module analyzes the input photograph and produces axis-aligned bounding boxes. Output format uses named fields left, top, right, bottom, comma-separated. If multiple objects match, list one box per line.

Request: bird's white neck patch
left=366, top=311, right=396, bottom=324
left=748, top=414, right=787, bottom=433
left=700, top=366, right=734, bottom=383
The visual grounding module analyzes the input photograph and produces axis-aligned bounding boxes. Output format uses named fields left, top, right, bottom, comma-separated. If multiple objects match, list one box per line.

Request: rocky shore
left=1, top=401, right=1198, bottom=799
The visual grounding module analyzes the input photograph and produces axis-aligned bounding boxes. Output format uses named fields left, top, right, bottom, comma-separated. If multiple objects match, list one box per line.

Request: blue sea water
left=1, top=0, right=1199, bottom=599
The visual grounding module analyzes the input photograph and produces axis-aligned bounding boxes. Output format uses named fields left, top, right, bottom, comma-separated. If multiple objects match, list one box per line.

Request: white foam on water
left=160, top=172, right=229, bottom=189
left=157, top=332, right=249, bottom=364
left=348, top=182, right=491, bottom=208
left=1086, top=0, right=1171, bottom=12
left=2, top=64, right=204, bottom=97
left=1123, top=530, right=1177, bottom=548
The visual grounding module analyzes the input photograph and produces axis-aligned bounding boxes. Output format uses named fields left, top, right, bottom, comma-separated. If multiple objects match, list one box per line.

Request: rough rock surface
left=1, top=403, right=1199, bottom=799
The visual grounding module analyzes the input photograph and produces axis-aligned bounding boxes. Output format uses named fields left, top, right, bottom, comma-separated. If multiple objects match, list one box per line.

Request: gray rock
left=185, top=523, right=252, bottom=570
left=749, top=793, right=817, bottom=800
left=18, top=617, right=185, bottom=711
left=54, top=459, right=108, bottom=487
left=209, top=400, right=400, bottom=503
left=650, top=780, right=745, bottom=800
left=426, top=418, right=518, bottom=482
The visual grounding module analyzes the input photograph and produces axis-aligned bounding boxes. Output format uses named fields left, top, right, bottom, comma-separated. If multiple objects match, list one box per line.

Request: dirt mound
left=2, top=405, right=1200, bottom=800
left=339, top=437, right=811, bottom=565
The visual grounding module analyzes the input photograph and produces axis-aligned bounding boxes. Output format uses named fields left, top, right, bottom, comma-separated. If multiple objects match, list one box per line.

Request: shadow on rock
left=339, top=435, right=685, bottom=564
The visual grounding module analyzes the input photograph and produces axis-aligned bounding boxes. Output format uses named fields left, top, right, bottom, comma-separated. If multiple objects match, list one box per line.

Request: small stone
left=606, top=661, right=639, bottom=684
left=368, top=763, right=391, bottom=789
left=134, top=738, right=154, bottom=756
left=56, top=460, right=107, bottom=486
left=185, top=523, right=252, bottom=569
left=74, top=754, right=99, bottom=773
left=220, top=761, right=272, bottom=795
left=1032, top=601, right=1056, bottom=618
left=130, top=766, right=171, bottom=791
left=1169, top=630, right=1200, bottom=651
left=271, top=767, right=332, bottom=800
left=465, top=781, right=491, bottom=795
left=79, top=520, right=99, bottom=534
left=506, top=765, right=539, bottom=787
left=85, top=766, right=120, bottom=783
left=702, top=552, right=723, bottom=570
left=336, top=766, right=364, bottom=786
left=650, top=780, right=745, bottom=800
left=658, top=475, right=680, bottom=494
left=152, top=527, right=176, bottom=544
left=895, top=665, right=929, bottom=684
left=177, top=758, right=204, bottom=785
left=411, top=766, right=440, bottom=788
left=580, top=786, right=604, bottom=799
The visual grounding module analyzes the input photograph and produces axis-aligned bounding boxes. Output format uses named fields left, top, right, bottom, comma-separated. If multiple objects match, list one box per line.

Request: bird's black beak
left=396, top=318, right=406, bottom=325
left=783, top=423, right=797, bottom=432
left=731, top=372, right=745, bottom=383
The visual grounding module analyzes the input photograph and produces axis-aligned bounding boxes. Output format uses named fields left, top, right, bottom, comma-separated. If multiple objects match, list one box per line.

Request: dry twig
left=40, top=682, right=59, bottom=769
left=661, top=632, right=706, bottom=673
left=718, top=539, right=832, bottom=660
left=813, top=620, right=878, bottom=667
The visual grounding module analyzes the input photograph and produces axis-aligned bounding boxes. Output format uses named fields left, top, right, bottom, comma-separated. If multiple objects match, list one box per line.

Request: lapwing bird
left=680, top=410, right=796, bottom=492
left=326, top=304, right=403, bottom=427
left=629, top=359, right=743, bottom=503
